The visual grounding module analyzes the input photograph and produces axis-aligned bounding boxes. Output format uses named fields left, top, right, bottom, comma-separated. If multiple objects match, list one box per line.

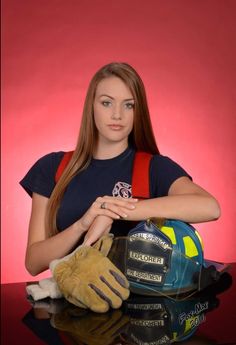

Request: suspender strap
left=55, top=151, right=153, bottom=199
left=131, top=151, right=152, bottom=199
left=55, top=151, right=74, bottom=183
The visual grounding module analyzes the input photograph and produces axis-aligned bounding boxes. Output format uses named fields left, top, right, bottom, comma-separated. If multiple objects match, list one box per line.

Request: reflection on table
left=20, top=270, right=234, bottom=345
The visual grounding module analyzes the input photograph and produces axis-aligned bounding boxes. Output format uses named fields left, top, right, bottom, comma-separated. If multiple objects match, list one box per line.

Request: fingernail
left=130, top=205, right=136, bottom=209
left=122, top=214, right=128, bottom=218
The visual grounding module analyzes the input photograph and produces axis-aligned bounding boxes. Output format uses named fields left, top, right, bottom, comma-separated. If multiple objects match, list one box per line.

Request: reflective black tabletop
left=1, top=263, right=236, bottom=345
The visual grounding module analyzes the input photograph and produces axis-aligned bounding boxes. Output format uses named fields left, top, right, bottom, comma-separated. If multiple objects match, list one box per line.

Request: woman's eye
left=102, top=101, right=111, bottom=107
left=125, top=103, right=134, bottom=109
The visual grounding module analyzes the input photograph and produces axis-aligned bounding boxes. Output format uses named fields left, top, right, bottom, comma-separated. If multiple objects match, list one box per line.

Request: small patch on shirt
left=112, top=181, right=132, bottom=198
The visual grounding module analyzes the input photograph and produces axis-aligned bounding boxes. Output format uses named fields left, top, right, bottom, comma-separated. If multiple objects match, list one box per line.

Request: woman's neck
left=93, top=141, right=128, bottom=159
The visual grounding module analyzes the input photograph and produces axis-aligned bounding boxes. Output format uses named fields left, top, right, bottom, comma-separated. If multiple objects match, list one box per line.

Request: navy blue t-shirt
left=20, top=147, right=191, bottom=236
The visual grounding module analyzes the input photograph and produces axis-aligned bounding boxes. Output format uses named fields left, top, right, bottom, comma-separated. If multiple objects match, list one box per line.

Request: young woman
left=20, top=62, right=220, bottom=277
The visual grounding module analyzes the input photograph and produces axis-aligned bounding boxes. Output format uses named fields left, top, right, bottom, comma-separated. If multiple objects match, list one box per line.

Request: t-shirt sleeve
left=19, top=152, right=65, bottom=198
left=150, top=155, right=192, bottom=197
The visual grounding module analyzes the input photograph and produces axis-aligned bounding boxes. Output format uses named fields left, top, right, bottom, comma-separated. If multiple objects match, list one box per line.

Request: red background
left=2, top=0, right=236, bottom=283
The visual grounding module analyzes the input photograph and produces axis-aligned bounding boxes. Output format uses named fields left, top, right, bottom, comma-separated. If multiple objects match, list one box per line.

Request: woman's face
left=93, top=76, right=134, bottom=147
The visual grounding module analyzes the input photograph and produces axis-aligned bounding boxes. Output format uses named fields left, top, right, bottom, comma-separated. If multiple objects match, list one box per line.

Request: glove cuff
left=49, top=244, right=83, bottom=274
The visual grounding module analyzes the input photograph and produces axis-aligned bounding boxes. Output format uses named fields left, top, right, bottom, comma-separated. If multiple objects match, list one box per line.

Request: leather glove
left=51, top=305, right=130, bottom=345
left=50, top=235, right=130, bottom=313
left=26, top=235, right=115, bottom=303
left=92, top=233, right=113, bottom=256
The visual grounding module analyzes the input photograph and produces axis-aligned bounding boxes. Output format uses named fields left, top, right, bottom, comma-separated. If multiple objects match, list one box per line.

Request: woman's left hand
left=83, top=215, right=113, bottom=246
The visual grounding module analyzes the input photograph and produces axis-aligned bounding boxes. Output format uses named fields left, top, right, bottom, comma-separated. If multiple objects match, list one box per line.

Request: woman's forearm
left=25, top=194, right=138, bottom=276
left=25, top=220, right=85, bottom=276
left=125, top=194, right=221, bottom=223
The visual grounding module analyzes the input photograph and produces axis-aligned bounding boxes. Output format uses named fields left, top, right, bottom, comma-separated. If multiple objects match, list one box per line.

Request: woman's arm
left=25, top=193, right=138, bottom=276
left=25, top=193, right=85, bottom=276
left=83, top=215, right=114, bottom=246
left=80, top=177, right=221, bottom=246
left=125, top=177, right=221, bottom=223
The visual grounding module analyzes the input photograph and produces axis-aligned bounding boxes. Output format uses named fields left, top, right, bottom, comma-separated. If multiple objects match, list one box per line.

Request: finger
left=97, top=196, right=138, bottom=209
left=102, top=271, right=130, bottom=300
left=89, top=279, right=123, bottom=310
left=98, top=258, right=129, bottom=292
left=96, top=208, right=123, bottom=219
left=72, top=282, right=110, bottom=313
left=95, top=203, right=133, bottom=218
left=93, top=199, right=136, bottom=218
left=99, top=205, right=130, bottom=218
left=109, top=269, right=130, bottom=289
left=92, top=203, right=121, bottom=218
left=58, top=274, right=110, bottom=313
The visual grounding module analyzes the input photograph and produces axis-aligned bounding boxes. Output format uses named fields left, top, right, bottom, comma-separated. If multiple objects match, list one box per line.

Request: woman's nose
left=111, top=106, right=122, bottom=120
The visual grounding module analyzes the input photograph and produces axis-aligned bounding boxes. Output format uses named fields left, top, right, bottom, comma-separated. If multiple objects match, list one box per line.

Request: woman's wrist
left=73, top=219, right=88, bottom=236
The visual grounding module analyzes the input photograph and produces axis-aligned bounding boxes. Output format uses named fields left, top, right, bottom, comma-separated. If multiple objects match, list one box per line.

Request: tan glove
left=50, top=235, right=130, bottom=313
left=92, top=233, right=113, bottom=256
left=51, top=305, right=130, bottom=345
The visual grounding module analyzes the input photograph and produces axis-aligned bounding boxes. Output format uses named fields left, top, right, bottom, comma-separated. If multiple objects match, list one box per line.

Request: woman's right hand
left=83, top=215, right=113, bottom=246
left=78, top=196, right=138, bottom=232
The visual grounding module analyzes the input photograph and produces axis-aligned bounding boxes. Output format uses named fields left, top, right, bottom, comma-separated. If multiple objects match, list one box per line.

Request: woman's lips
left=108, top=124, right=124, bottom=130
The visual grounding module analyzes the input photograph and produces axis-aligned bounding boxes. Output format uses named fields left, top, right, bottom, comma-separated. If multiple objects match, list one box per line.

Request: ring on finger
left=100, top=202, right=106, bottom=209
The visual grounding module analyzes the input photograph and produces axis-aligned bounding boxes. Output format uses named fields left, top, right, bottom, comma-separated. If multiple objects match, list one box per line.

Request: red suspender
left=131, top=151, right=152, bottom=199
left=55, top=151, right=74, bottom=183
left=55, top=151, right=153, bottom=199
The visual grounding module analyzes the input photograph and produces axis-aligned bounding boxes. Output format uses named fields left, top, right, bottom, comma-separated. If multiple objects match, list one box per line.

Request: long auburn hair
left=46, top=62, right=159, bottom=236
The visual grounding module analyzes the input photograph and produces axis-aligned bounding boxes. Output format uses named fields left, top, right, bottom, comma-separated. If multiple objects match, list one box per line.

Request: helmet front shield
left=108, top=230, right=203, bottom=299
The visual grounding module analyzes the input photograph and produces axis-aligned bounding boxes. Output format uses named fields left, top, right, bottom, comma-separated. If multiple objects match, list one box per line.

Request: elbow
left=28, top=270, right=38, bottom=277
left=25, top=265, right=37, bottom=277
left=25, top=261, right=39, bottom=276
left=25, top=256, right=45, bottom=276
left=209, top=197, right=221, bottom=221
left=25, top=252, right=36, bottom=276
left=25, top=245, right=48, bottom=276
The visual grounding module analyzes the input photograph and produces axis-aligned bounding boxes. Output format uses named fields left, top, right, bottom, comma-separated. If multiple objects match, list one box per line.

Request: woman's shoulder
left=149, top=153, right=192, bottom=197
left=151, top=153, right=176, bottom=162
left=19, top=151, right=67, bottom=198
left=151, top=153, right=186, bottom=169
left=34, top=151, right=66, bottom=166
left=28, top=150, right=67, bottom=177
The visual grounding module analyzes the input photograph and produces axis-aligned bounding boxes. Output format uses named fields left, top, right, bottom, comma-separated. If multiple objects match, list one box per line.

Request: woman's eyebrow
left=99, top=94, right=114, bottom=99
left=99, top=94, right=134, bottom=101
